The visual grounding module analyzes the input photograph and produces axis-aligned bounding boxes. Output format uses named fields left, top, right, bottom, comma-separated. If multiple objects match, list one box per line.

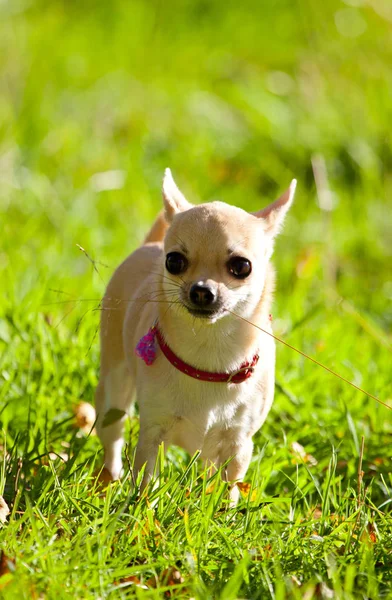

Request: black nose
left=189, top=284, right=215, bottom=307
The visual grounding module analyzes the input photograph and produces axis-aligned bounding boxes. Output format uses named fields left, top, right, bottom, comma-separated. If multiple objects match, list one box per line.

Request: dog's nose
left=189, top=284, right=215, bottom=307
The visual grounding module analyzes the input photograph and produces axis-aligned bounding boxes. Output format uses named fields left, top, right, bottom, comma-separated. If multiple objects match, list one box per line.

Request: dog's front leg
left=220, top=435, right=254, bottom=506
left=134, top=422, right=167, bottom=491
left=96, top=378, right=130, bottom=480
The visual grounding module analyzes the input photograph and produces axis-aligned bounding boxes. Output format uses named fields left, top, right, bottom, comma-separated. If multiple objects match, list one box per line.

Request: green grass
left=1, top=0, right=392, bottom=597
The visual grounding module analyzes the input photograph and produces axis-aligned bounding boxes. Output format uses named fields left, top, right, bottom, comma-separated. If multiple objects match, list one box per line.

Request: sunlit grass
left=1, top=0, right=391, bottom=597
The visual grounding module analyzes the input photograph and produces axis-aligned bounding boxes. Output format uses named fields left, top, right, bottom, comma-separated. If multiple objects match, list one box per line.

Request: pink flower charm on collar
left=135, top=327, right=158, bottom=366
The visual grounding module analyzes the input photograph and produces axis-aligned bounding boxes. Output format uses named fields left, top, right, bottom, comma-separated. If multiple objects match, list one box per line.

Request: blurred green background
left=1, top=1, right=392, bottom=595
left=1, top=0, right=391, bottom=434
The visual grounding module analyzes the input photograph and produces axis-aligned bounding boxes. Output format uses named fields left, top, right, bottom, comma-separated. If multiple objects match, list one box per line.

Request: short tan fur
left=96, top=169, right=296, bottom=503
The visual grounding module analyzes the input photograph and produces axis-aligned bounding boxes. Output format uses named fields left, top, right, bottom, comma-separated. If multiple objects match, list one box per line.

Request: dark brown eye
left=166, top=252, right=188, bottom=275
left=228, top=256, right=252, bottom=279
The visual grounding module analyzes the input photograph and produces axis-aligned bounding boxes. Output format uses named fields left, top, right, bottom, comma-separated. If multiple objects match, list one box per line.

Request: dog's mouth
left=179, top=288, right=225, bottom=320
left=184, top=305, right=224, bottom=319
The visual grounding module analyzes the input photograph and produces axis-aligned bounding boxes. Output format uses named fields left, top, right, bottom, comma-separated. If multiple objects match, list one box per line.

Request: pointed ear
left=162, top=168, right=192, bottom=221
left=253, top=179, right=297, bottom=237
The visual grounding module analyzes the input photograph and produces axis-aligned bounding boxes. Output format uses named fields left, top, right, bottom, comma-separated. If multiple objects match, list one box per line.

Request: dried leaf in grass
left=205, top=483, right=216, bottom=495
left=134, top=515, right=163, bottom=541
left=162, top=568, right=185, bottom=586
left=314, top=582, right=334, bottom=599
left=93, top=467, right=114, bottom=493
left=290, top=574, right=302, bottom=587
left=147, top=567, right=186, bottom=595
left=236, top=482, right=258, bottom=501
left=74, top=402, right=96, bottom=434
left=368, top=522, right=377, bottom=543
left=311, top=507, right=323, bottom=520
left=0, top=550, right=15, bottom=576
left=290, top=441, right=318, bottom=466
left=102, top=408, right=126, bottom=428
left=114, top=574, right=148, bottom=589
left=250, top=543, right=273, bottom=560
left=49, top=452, right=69, bottom=462
left=0, top=497, right=10, bottom=524
left=360, top=522, right=377, bottom=546
left=308, top=506, right=346, bottom=524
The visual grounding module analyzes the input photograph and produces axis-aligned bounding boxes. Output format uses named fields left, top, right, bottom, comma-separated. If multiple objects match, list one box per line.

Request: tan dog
left=96, top=170, right=296, bottom=503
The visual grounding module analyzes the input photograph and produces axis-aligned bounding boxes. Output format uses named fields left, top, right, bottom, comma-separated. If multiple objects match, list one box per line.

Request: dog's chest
left=139, top=365, right=264, bottom=454
left=167, top=384, right=252, bottom=454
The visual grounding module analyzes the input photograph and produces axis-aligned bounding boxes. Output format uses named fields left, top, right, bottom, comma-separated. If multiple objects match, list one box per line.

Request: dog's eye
left=166, top=252, right=188, bottom=275
left=227, top=257, right=252, bottom=279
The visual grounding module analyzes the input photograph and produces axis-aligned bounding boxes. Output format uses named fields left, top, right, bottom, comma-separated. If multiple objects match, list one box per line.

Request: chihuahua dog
left=96, top=169, right=296, bottom=503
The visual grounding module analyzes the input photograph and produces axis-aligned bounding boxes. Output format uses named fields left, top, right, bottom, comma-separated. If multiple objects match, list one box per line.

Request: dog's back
left=143, top=210, right=168, bottom=244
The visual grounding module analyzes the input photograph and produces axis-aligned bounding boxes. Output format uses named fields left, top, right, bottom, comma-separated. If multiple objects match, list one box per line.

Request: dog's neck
left=157, top=264, right=275, bottom=372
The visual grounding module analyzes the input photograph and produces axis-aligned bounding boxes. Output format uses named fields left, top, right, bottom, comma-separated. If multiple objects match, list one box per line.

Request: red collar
left=153, top=325, right=259, bottom=384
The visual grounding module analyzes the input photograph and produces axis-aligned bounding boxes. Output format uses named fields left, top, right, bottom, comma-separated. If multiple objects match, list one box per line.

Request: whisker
left=42, top=298, right=102, bottom=306
left=48, top=288, right=75, bottom=297
left=95, top=299, right=183, bottom=312
left=86, top=323, right=100, bottom=355
left=53, top=304, right=77, bottom=329
left=133, top=292, right=180, bottom=303
left=226, top=283, right=250, bottom=291
left=42, top=291, right=181, bottom=313
left=148, top=270, right=184, bottom=285
left=227, top=309, right=391, bottom=411
left=76, top=244, right=107, bottom=286
left=74, top=305, right=100, bottom=333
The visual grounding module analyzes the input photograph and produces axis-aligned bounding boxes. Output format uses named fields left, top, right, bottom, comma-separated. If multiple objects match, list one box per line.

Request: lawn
left=1, top=0, right=392, bottom=597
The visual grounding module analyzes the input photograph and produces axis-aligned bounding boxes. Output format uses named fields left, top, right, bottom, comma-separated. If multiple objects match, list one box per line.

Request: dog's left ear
left=162, top=168, right=192, bottom=222
left=253, top=179, right=297, bottom=237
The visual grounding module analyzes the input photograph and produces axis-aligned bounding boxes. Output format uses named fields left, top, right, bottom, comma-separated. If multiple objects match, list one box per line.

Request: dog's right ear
left=162, top=168, right=192, bottom=221
left=253, top=179, right=296, bottom=238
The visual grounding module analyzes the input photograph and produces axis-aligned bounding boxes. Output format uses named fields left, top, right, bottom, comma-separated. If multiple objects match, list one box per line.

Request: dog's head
left=161, top=169, right=296, bottom=323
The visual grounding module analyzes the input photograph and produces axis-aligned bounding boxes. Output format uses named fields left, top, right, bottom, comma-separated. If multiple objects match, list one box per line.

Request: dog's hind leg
left=96, top=362, right=134, bottom=480
left=220, top=435, right=254, bottom=506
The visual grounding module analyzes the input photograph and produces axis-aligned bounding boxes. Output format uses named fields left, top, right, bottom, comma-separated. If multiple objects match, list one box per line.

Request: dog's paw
left=92, top=466, right=114, bottom=493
